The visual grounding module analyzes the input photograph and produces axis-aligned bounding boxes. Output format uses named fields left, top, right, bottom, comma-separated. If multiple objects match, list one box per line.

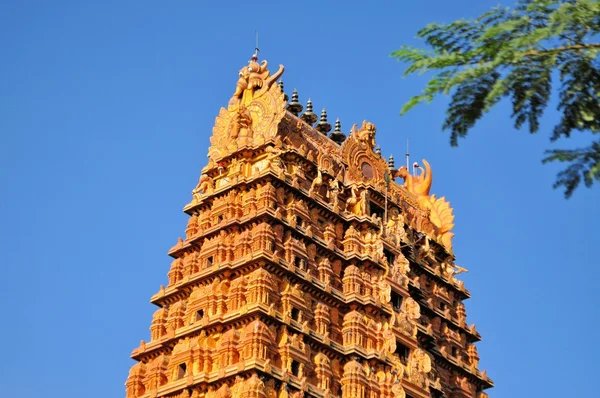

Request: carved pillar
left=456, top=302, right=467, bottom=326
left=247, top=268, right=274, bottom=305
left=240, top=320, right=275, bottom=361
left=467, top=344, right=480, bottom=370
left=146, top=355, right=169, bottom=391
left=216, top=329, right=240, bottom=369
left=183, top=251, right=199, bottom=276
left=125, top=363, right=146, bottom=398
left=314, top=353, right=333, bottom=392
left=342, top=310, right=365, bottom=347
left=228, top=276, right=247, bottom=312
left=314, top=303, right=331, bottom=336
left=168, top=258, right=184, bottom=286
left=185, top=214, right=199, bottom=239
left=323, top=224, right=336, bottom=249
left=150, top=307, right=167, bottom=341
left=342, top=265, right=363, bottom=296
left=341, top=360, right=368, bottom=398
left=166, top=301, right=186, bottom=337
left=317, top=258, right=333, bottom=286
left=342, top=225, right=362, bottom=254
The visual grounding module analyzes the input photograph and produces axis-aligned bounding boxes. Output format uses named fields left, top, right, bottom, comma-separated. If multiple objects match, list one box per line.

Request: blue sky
left=1, top=1, right=598, bottom=397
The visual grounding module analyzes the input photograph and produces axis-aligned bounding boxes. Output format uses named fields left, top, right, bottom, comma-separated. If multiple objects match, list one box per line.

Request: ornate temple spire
left=278, top=80, right=288, bottom=102
left=316, top=108, right=332, bottom=134
left=330, top=117, right=346, bottom=144
left=286, top=89, right=303, bottom=116
left=301, top=98, right=317, bottom=125
left=127, top=55, right=492, bottom=398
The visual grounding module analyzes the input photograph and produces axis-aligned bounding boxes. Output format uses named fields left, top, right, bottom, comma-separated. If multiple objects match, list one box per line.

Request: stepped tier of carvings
left=193, top=112, right=452, bottom=256
left=127, top=57, right=491, bottom=398
left=129, top=271, right=430, bottom=397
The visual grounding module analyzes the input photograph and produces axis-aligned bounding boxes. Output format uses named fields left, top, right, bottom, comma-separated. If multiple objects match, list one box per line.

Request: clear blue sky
left=1, top=1, right=598, bottom=397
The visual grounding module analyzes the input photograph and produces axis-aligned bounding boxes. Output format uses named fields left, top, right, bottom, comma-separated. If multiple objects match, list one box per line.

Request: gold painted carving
left=397, top=159, right=456, bottom=252
left=209, top=58, right=286, bottom=162
left=352, top=120, right=377, bottom=150
left=191, top=174, right=214, bottom=204
left=407, top=348, right=432, bottom=389
left=341, top=120, right=389, bottom=186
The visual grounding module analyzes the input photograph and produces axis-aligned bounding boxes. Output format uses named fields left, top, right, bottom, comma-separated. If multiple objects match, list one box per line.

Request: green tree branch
left=393, top=0, right=600, bottom=197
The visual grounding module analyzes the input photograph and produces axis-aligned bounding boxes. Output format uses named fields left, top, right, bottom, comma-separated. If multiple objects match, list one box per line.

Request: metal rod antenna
left=405, top=137, right=410, bottom=170
left=254, top=31, right=260, bottom=58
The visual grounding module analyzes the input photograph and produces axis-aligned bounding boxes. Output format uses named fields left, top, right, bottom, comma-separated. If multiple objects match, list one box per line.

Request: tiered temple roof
left=126, top=55, right=493, bottom=398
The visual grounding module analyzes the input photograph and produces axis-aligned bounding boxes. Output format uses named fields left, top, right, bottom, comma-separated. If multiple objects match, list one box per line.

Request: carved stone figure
left=380, top=322, right=396, bottom=355
left=395, top=159, right=456, bottom=252
left=228, top=104, right=254, bottom=140
left=231, top=58, right=284, bottom=107
left=351, top=120, right=377, bottom=150
left=377, top=275, right=391, bottom=304
left=396, top=159, right=432, bottom=197
left=308, top=168, right=324, bottom=197
left=345, top=185, right=359, bottom=214
left=407, top=348, right=432, bottom=388
left=192, top=175, right=214, bottom=201
left=402, top=297, right=421, bottom=322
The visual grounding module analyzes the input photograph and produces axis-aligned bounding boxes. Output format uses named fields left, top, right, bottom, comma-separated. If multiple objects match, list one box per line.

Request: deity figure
left=231, top=58, right=284, bottom=107
left=327, top=174, right=343, bottom=209
left=228, top=103, right=253, bottom=140
left=192, top=174, right=214, bottom=202
left=386, top=207, right=406, bottom=245
left=391, top=254, right=410, bottom=280
left=441, top=261, right=468, bottom=282
left=380, top=322, right=396, bottom=355
left=377, top=274, right=392, bottom=304
left=265, top=145, right=284, bottom=172
left=402, top=297, right=421, bottom=322
left=350, top=120, right=377, bottom=150
left=407, top=349, right=432, bottom=388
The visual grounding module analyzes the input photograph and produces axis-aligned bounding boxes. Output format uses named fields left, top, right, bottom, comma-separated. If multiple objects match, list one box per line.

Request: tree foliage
left=392, top=0, right=600, bottom=197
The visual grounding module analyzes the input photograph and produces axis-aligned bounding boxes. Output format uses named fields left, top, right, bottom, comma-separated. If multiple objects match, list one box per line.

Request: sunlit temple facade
left=125, top=55, right=493, bottom=398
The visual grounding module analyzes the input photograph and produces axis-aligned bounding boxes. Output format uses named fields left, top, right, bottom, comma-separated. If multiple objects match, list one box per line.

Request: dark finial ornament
left=316, top=108, right=332, bottom=134
left=301, top=98, right=318, bottom=125
left=278, top=80, right=289, bottom=102
left=287, top=89, right=303, bottom=116
left=375, top=146, right=382, bottom=156
left=330, top=117, right=346, bottom=144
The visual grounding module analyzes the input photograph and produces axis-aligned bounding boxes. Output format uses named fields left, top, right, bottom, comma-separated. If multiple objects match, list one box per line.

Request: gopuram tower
left=125, top=55, right=493, bottom=398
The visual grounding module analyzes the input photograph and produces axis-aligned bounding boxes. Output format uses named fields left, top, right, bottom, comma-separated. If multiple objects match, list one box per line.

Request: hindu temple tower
left=125, top=55, right=493, bottom=398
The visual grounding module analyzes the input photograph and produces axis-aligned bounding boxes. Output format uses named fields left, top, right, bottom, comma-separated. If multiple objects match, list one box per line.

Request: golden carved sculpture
left=351, top=120, right=377, bottom=150
left=308, top=168, right=324, bottom=197
left=228, top=104, right=254, bottom=141
left=128, top=56, right=492, bottom=398
left=209, top=57, right=286, bottom=162
left=397, top=159, right=456, bottom=252
left=192, top=174, right=214, bottom=203
left=231, top=59, right=284, bottom=107
left=407, top=349, right=433, bottom=388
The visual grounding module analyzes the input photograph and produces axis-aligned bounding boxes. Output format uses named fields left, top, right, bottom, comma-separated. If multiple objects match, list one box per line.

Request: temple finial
left=301, top=99, right=317, bottom=125
left=316, top=108, right=332, bottom=134
left=330, top=118, right=346, bottom=144
left=278, top=80, right=288, bottom=102
left=388, top=154, right=395, bottom=169
left=287, top=89, right=303, bottom=116
left=375, top=146, right=382, bottom=156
